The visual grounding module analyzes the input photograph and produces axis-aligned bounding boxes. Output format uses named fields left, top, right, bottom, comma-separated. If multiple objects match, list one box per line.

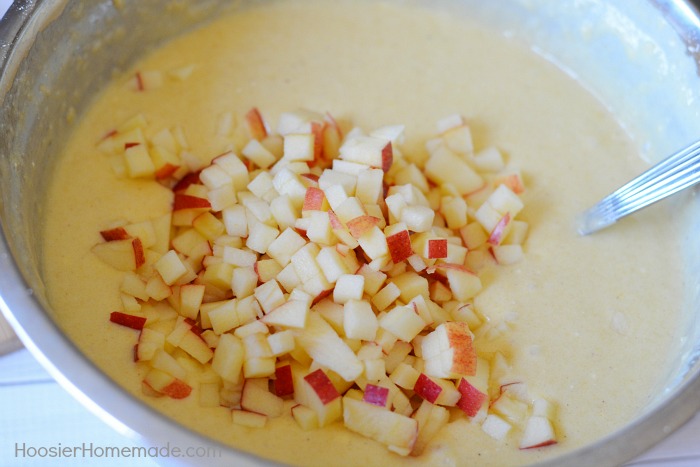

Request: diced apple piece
left=228, top=266, right=256, bottom=299
left=207, top=299, right=239, bottom=335
left=440, top=195, right=468, bottom=229
left=421, top=322, right=476, bottom=379
left=284, top=133, right=315, bottom=162
left=391, top=271, right=429, bottom=303
left=491, top=392, right=529, bottom=427
left=305, top=211, right=336, bottom=246
left=92, top=238, right=145, bottom=271
left=121, top=272, right=149, bottom=301
left=143, top=368, right=192, bottom=399
left=357, top=226, right=388, bottom=260
left=384, top=229, right=412, bottom=266
left=221, top=205, right=248, bottom=238
left=302, top=186, right=329, bottom=212
left=441, top=123, right=474, bottom=156
left=355, top=168, right=384, bottom=205
left=482, top=414, right=512, bottom=441
left=123, top=221, right=158, bottom=249
left=232, top=409, right=267, bottom=428
left=519, top=416, right=557, bottom=449
left=99, top=226, right=130, bottom=242
left=242, top=138, right=277, bottom=169
left=150, top=348, right=187, bottom=380
left=246, top=221, right=279, bottom=255
left=379, top=305, right=425, bottom=343
left=301, top=368, right=342, bottom=427
left=491, top=244, right=524, bottom=265
left=456, top=378, right=488, bottom=417
left=178, top=328, right=214, bottom=364
left=154, top=250, right=188, bottom=285
left=413, top=373, right=442, bottom=404
left=145, top=273, right=172, bottom=301
left=437, top=264, right=482, bottom=302
left=427, top=238, right=448, bottom=259
left=109, top=311, right=147, bottom=330
left=316, top=245, right=351, bottom=284
left=389, top=362, right=420, bottom=390
left=333, top=274, right=365, bottom=304
left=245, top=107, right=268, bottom=141
left=261, top=299, right=309, bottom=329
left=399, top=205, right=434, bottom=233
left=424, top=146, right=482, bottom=195
left=240, top=378, right=284, bottom=418
left=343, top=299, right=379, bottom=341
left=363, top=384, right=390, bottom=408
left=273, top=363, right=295, bottom=396
left=411, top=400, right=450, bottom=456
left=291, top=404, right=318, bottom=430
left=135, top=328, right=165, bottom=361
left=124, top=143, right=156, bottom=178
left=339, top=136, right=393, bottom=172
left=371, top=282, right=401, bottom=311
left=254, top=280, right=286, bottom=314
left=343, top=396, right=418, bottom=456
left=294, top=313, right=363, bottom=382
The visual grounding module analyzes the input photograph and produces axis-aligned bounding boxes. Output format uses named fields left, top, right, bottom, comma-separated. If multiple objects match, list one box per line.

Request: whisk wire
left=577, top=140, right=700, bottom=235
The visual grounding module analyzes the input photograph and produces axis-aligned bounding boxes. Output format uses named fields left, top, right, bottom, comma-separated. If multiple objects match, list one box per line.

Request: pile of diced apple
left=93, top=105, right=556, bottom=455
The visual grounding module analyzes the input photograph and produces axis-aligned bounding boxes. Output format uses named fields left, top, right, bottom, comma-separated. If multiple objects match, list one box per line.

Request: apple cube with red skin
left=413, top=373, right=460, bottom=406
left=346, top=215, right=380, bottom=239
left=339, top=136, right=393, bottom=173
left=92, top=237, right=145, bottom=271
left=342, top=396, right=418, bottom=456
left=363, top=384, right=390, bottom=408
left=421, top=321, right=477, bottom=379
left=245, top=107, right=268, bottom=141
left=487, top=213, right=512, bottom=246
left=303, top=186, right=328, bottom=212
left=427, top=238, right=448, bottom=259
left=456, top=378, right=488, bottom=417
left=143, top=368, right=192, bottom=400
left=274, top=363, right=294, bottom=397
left=385, top=223, right=412, bottom=264
left=100, top=226, right=130, bottom=241
left=519, top=416, right=557, bottom=449
left=413, top=373, right=442, bottom=404
left=301, top=368, right=342, bottom=427
left=109, top=311, right=147, bottom=330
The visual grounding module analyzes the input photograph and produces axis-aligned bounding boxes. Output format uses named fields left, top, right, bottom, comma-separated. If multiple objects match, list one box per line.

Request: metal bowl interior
left=1, top=1, right=700, bottom=465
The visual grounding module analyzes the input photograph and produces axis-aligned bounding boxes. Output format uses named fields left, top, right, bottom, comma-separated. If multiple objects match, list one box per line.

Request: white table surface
left=1, top=0, right=700, bottom=465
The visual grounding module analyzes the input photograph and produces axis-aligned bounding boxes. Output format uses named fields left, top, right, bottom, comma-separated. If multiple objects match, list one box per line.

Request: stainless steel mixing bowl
left=2, top=1, right=700, bottom=465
